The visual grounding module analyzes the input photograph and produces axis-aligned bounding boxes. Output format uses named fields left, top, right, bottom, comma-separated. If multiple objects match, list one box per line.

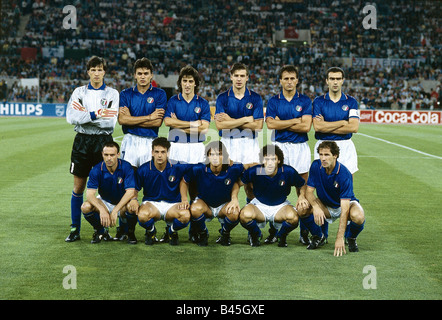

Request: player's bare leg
left=240, top=204, right=265, bottom=246
left=274, top=205, right=299, bottom=247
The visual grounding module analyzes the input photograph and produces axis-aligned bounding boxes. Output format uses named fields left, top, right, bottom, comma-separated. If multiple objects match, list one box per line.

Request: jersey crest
left=245, top=102, right=253, bottom=110
left=147, top=97, right=154, bottom=103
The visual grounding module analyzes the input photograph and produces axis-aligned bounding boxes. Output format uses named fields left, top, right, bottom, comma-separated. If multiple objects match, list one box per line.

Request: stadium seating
left=1, top=0, right=440, bottom=110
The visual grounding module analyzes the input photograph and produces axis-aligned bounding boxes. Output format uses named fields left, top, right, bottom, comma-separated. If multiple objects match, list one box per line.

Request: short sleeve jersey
left=165, top=93, right=211, bottom=143
left=307, top=159, right=358, bottom=208
left=215, top=87, right=264, bottom=139
left=135, top=161, right=191, bottom=203
left=87, top=159, right=136, bottom=205
left=184, top=163, right=244, bottom=208
left=241, top=164, right=305, bottom=206
left=266, top=91, right=312, bottom=143
left=312, top=93, right=359, bottom=140
left=119, top=84, right=167, bottom=137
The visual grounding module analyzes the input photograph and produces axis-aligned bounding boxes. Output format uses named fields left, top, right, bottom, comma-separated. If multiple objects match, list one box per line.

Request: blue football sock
left=138, top=218, right=155, bottom=231
left=241, top=220, right=261, bottom=236
left=191, top=214, right=207, bottom=233
left=300, top=214, right=323, bottom=237
left=299, top=219, right=307, bottom=232
left=170, top=218, right=189, bottom=233
left=71, top=191, right=83, bottom=231
left=83, top=211, right=104, bottom=233
left=222, top=216, right=239, bottom=233
left=276, top=221, right=297, bottom=237
left=119, top=216, right=128, bottom=233
left=125, top=212, right=137, bottom=231
left=321, top=220, right=329, bottom=238
left=348, top=220, right=365, bottom=238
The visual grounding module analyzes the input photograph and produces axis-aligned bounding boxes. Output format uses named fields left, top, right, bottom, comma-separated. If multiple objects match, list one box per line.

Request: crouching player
left=133, top=137, right=191, bottom=245
left=239, top=145, right=309, bottom=247
left=300, top=141, right=365, bottom=256
left=81, top=141, right=138, bottom=244
left=184, top=141, right=244, bottom=246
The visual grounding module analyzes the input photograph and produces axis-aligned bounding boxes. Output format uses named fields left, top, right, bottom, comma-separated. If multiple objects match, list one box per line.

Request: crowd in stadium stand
left=1, top=0, right=440, bottom=110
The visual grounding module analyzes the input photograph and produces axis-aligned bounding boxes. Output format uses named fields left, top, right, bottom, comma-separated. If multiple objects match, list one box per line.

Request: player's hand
left=150, top=108, right=165, bottom=120
left=295, top=196, right=310, bottom=211
left=334, top=238, right=346, bottom=257
left=127, top=199, right=139, bottom=214
left=178, top=201, right=189, bottom=210
left=226, top=199, right=240, bottom=215
left=99, top=210, right=111, bottom=227
left=72, top=100, right=86, bottom=112
left=110, top=210, right=118, bottom=227
left=100, top=109, right=118, bottom=118
left=312, top=208, right=326, bottom=226
left=214, top=112, right=231, bottom=122
left=190, top=120, right=201, bottom=128
left=119, top=106, right=131, bottom=116
left=314, top=114, right=324, bottom=122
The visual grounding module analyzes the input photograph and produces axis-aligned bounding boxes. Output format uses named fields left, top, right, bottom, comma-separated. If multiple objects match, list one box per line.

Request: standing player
left=239, top=145, right=309, bottom=247
left=65, top=56, right=119, bottom=242
left=133, top=137, right=191, bottom=246
left=184, top=141, right=244, bottom=246
left=81, top=141, right=138, bottom=244
left=215, top=63, right=264, bottom=201
left=300, top=141, right=365, bottom=256
left=312, top=67, right=359, bottom=175
left=118, top=57, right=167, bottom=169
left=265, top=64, right=313, bottom=244
left=164, top=65, right=211, bottom=164
left=312, top=67, right=360, bottom=240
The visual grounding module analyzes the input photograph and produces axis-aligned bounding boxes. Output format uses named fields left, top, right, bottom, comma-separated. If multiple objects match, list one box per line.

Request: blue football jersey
left=241, top=164, right=305, bottom=206
left=165, top=93, right=211, bottom=143
left=87, top=159, right=136, bottom=205
left=307, top=159, right=358, bottom=208
left=266, top=91, right=312, bottom=143
left=312, top=93, right=359, bottom=141
left=215, top=87, right=264, bottom=139
left=135, top=161, right=191, bottom=203
left=119, top=84, right=167, bottom=137
left=184, top=163, right=244, bottom=208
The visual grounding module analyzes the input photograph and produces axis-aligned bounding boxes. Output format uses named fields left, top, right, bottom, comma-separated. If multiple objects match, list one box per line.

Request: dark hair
left=326, top=66, right=345, bottom=79
left=230, top=62, right=249, bottom=76
left=177, top=65, right=200, bottom=93
left=103, top=141, right=120, bottom=153
left=133, top=57, right=153, bottom=74
left=260, top=144, right=284, bottom=168
left=87, top=56, right=107, bottom=71
left=317, top=141, right=340, bottom=158
left=278, top=65, right=298, bottom=80
left=205, top=140, right=230, bottom=170
left=152, top=137, right=171, bottom=151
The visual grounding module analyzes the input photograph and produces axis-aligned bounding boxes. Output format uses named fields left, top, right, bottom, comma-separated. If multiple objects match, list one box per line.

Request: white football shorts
left=275, top=141, right=312, bottom=174
left=250, top=198, right=292, bottom=230
left=314, top=139, right=358, bottom=174
left=121, top=133, right=154, bottom=168
left=221, top=137, right=260, bottom=164
left=169, top=142, right=205, bottom=164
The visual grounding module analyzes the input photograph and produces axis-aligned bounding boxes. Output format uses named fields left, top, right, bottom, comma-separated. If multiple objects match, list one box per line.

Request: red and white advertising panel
left=360, top=110, right=442, bottom=125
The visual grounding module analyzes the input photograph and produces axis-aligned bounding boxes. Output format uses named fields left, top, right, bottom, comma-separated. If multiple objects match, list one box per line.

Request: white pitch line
left=357, top=133, right=442, bottom=160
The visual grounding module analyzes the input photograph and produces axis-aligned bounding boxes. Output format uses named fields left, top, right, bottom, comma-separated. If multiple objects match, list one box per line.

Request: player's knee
left=239, top=206, right=254, bottom=223
left=190, top=202, right=205, bottom=218
left=350, top=203, right=365, bottom=224
left=81, top=201, right=93, bottom=214
left=178, top=209, right=191, bottom=223
left=138, top=208, right=152, bottom=223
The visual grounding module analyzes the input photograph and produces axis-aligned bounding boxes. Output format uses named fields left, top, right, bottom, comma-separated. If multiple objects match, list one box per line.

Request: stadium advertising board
left=360, top=110, right=442, bottom=125
left=0, top=103, right=67, bottom=117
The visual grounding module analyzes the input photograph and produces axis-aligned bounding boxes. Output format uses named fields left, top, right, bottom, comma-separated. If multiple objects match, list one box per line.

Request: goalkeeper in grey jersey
left=65, top=56, right=120, bottom=242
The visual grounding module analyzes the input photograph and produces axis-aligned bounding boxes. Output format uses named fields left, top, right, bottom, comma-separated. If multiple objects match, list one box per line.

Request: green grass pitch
left=0, top=117, right=441, bottom=300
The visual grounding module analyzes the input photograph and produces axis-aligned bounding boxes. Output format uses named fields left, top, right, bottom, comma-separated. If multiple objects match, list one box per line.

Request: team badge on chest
left=279, top=180, right=286, bottom=187
left=100, top=98, right=108, bottom=107
left=342, top=105, right=349, bottom=111
left=224, top=178, right=232, bottom=186
left=296, top=105, right=303, bottom=112
left=168, top=175, right=176, bottom=182
left=245, top=103, right=253, bottom=110
left=117, top=177, right=123, bottom=184
left=147, top=97, right=154, bottom=103
left=333, top=181, right=339, bottom=188
left=194, top=106, right=201, bottom=114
